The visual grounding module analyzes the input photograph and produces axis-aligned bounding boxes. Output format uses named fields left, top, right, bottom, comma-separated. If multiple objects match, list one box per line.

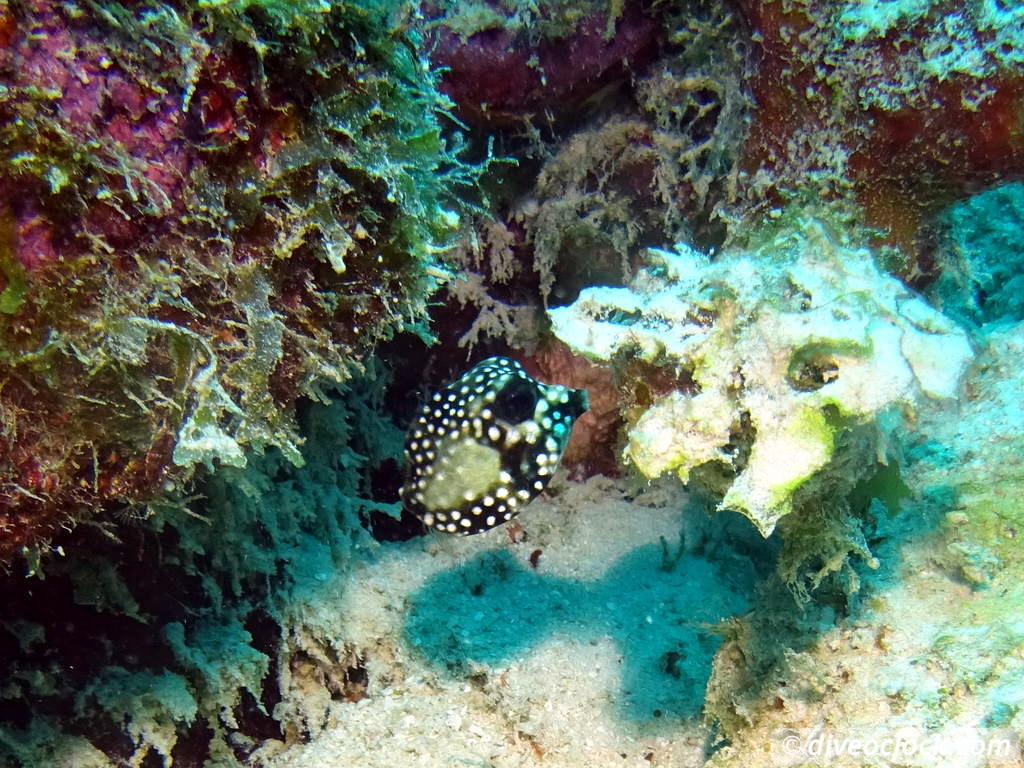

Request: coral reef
left=523, top=0, right=750, bottom=263
left=733, top=0, right=1024, bottom=260
left=0, top=0, right=470, bottom=565
left=700, top=324, right=1024, bottom=766
left=2, top=1, right=1023, bottom=767
left=436, top=0, right=749, bottom=365
left=427, top=0, right=664, bottom=128
left=548, top=216, right=973, bottom=536
left=0, top=368, right=401, bottom=765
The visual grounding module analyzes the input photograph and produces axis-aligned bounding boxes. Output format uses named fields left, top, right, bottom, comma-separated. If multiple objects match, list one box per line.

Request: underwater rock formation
left=700, top=319, right=1024, bottom=766
left=0, top=369, right=401, bottom=766
left=0, top=0, right=469, bottom=565
left=734, top=0, right=1024, bottom=259
left=436, top=0, right=750, bottom=369
left=548, top=216, right=973, bottom=536
left=428, top=0, right=664, bottom=128
left=531, top=339, right=621, bottom=476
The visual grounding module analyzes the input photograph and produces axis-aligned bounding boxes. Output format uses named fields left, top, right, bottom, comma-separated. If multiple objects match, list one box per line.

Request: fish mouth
left=571, top=387, right=590, bottom=418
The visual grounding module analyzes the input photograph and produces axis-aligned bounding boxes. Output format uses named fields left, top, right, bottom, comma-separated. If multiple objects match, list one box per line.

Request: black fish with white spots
left=401, top=357, right=589, bottom=535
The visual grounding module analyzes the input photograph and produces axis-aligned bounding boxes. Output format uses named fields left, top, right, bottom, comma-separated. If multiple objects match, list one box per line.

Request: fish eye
left=493, top=377, right=538, bottom=424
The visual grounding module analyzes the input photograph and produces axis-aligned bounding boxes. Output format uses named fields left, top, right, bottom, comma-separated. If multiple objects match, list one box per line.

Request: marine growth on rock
left=549, top=216, right=974, bottom=536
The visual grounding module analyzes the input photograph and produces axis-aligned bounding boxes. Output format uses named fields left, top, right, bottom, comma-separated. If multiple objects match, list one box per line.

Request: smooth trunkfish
left=401, top=357, right=589, bottom=534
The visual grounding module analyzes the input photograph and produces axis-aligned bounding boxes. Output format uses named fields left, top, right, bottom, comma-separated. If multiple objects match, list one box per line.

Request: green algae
left=81, top=668, right=198, bottom=766
left=0, top=722, right=110, bottom=768
left=0, top=364, right=403, bottom=766
left=0, top=0, right=477, bottom=564
left=428, top=0, right=621, bottom=41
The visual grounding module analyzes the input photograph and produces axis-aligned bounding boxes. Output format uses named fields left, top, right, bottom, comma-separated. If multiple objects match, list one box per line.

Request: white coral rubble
left=548, top=218, right=973, bottom=535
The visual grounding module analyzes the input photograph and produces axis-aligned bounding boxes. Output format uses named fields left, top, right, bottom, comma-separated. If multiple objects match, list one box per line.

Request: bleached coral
left=701, top=325, right=1024, bottom=764
left=548, top=217, right=973, bottom=535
